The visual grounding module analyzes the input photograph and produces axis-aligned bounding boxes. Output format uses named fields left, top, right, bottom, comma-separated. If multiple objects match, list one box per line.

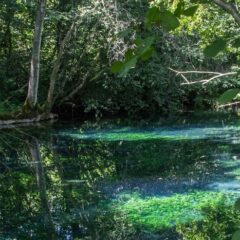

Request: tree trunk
left=45, top=20, right=76, bottom=112
left=25, top=0, right=46, bottom=110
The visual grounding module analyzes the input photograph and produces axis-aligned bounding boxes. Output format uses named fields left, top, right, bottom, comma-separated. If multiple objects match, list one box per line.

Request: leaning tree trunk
left=45, top=20, right=76, bottom=112
left=24, top=0, right=46, bottom=111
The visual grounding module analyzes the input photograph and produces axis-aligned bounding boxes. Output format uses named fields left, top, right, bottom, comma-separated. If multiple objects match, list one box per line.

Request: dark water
left=1, top=115, right=240, bottom=239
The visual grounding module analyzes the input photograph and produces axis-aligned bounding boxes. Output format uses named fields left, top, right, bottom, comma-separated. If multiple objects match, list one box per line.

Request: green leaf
left=232, top=230, right=240, bottom=240
left=160, top=10, right=180, bottom=31
left=135, top=36, right=155, bottom=56
left=140, top=47, right=155, bottom=61
left=137, top=36, right=155, bottom=50
left=120, top=57, right=138, bottom=77
left=233, top=38, right=240, bottom=48
left=182, top=5, right=199, bottom=16
left=111, top=61, right=124, bottom=73
left=125, top=49, right=135, bottom=61
left=145, top=7, right=161, bottom=28
left=218, top=89, right=240, bottom=104
left=204, top=38, right=227, bottom=58
left=174, top=2, right=185, bottom=17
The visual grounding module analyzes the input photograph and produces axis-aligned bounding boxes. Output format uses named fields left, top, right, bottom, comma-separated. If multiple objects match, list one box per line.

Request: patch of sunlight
left=111, top=191, right=236, bottom=231
left=59, top=125, right=240, bottom=142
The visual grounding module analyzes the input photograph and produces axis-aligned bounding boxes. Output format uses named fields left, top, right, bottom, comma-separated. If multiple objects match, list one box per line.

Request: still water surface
left=1, top=115, right=240, bottom=239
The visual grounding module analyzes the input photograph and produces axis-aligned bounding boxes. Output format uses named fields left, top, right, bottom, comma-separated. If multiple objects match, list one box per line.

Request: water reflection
left=1, top=119, right=240, bottom=239
left=27, top=137, right=56, bottom=239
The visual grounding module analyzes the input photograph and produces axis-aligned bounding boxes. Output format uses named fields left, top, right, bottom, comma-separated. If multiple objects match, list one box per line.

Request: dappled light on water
left=59, top=125, right=240, bottom=142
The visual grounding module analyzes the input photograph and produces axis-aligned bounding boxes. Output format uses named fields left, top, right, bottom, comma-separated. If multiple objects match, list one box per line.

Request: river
left=1, top=114, right=240, bottom=239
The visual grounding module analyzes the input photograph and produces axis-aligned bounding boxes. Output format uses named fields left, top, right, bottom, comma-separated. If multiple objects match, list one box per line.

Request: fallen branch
left=169, top=68, right=237, bottom=85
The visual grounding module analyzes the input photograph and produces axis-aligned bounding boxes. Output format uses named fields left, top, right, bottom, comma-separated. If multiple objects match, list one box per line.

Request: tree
left=24, top=0, right=46, bottom=111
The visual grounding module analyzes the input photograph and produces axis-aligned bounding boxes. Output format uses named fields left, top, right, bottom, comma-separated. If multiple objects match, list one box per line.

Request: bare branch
left=169, top=68, right=237, bottom=85
left=180, top=74, right=189, bottom=83
left=202, top=72, right=237, bottom=85
left=169, top=68, right=223, bottom=75
left=218, top=101, right=240, bottom=108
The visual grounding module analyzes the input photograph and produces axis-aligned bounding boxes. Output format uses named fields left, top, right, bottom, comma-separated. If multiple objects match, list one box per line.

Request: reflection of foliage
left=0, top=171, right=51, bottom=239
left=78, top=208, right=138, bottom=240
left=177, top=200, right=240, bottom=240
left=114, top=139, right=219, bottom=178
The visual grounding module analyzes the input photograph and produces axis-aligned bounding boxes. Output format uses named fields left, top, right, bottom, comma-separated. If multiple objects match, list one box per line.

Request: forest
left=2, top=0, right=240, bottom=240
left=1, top=0, right=240, bottom=122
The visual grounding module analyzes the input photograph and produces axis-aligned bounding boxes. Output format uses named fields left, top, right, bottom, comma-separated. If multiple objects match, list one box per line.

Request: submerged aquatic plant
left=111, top=191, right=237, bottom=231
left=59, top=124, right=240, bottom=142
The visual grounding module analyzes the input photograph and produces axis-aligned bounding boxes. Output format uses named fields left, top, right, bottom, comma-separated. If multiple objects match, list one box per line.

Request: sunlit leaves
left=218, top=89, right=240, bottom=104
left=112, top=1, right=200, bottom=75
left=204, top=39, right=227, bottom=58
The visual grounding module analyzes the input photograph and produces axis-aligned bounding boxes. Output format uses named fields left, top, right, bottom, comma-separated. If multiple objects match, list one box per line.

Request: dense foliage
left=1, top=0, right=240, bottom=119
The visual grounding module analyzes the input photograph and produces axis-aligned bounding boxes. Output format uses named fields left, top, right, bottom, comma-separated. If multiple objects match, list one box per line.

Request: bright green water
left=1, top=115, right=240, bottom=239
